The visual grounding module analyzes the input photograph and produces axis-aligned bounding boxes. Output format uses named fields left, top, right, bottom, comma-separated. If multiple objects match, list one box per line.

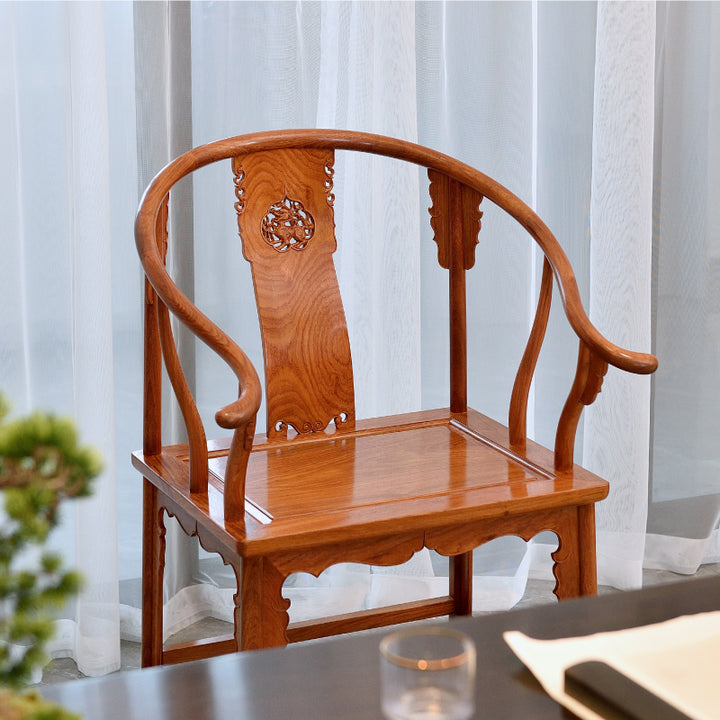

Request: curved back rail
left=136, top=129, right=658, bottom=520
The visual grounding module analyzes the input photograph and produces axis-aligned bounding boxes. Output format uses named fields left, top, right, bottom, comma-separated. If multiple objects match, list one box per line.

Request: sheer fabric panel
left=645, top=1, right=720, bottom=574
left=0, top=1, right=124, bottom=676
left=583, top=1, right=655, bottom=590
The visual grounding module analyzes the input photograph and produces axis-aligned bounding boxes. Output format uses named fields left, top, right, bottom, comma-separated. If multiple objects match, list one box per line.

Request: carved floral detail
left=261, top=196, right=315, bottom=252
left=324, top=158, right=335, bottom=206
left=269, top=410, right=354, bottom=440
left=233, top=167, right=246, bottom=215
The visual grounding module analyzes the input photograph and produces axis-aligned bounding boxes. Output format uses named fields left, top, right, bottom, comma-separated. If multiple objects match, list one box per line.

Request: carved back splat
left=232, top=149, right=355, bottom=440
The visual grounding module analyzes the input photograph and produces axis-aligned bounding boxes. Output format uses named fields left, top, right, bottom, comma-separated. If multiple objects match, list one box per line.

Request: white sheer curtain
left=583, top=1, right=655, bottom=590
left=1, top=0, right=719, bottom=677
left=0, top=1, right=126, bottom=676
left=645, top=1, right=720, bottom=573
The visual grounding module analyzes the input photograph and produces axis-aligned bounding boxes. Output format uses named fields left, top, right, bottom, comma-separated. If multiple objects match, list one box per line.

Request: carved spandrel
left=581, top=352, right=609, bottom=405
left=555, top=342, right=609, bottom=471
left=428, top=170, right=483, bottom=270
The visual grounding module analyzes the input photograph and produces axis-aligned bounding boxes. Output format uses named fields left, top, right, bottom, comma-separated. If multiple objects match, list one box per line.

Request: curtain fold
left=645, top=0, right=720, bottom=574
left=1, top=1, right=121, bottom=676
left=1, top=0, right=719, bottom=677
left=584, top=0, right=655, bottom=590
left=66, top=1, right=120, bottom=677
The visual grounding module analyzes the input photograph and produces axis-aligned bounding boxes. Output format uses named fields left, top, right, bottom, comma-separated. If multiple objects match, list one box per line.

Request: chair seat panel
left=224, top=415, right=604, bottom=552
left=133, top=405, right=609, bottom=558
left=221, top=424, right=545, bottom=519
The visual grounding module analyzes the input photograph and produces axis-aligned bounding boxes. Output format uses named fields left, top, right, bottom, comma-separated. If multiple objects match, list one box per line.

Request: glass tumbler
left=379, top=626, right=476, bottom=720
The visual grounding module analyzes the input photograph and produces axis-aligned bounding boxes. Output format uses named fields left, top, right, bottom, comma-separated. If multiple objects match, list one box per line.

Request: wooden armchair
left=132, top=130, right=657, bottom=666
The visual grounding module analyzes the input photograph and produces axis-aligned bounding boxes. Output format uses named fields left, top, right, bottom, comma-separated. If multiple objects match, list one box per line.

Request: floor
left=37, top=564, right=720, bottom=686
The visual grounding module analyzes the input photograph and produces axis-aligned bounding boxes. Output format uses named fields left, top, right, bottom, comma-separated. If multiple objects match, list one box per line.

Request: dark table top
left=42, top=576, right=720, bottom=719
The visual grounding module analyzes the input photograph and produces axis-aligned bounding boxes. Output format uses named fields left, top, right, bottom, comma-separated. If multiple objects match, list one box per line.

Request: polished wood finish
left=132, top=130, right=657, bottom=666
left=509, top=257, right=553, bottom=451
left=42, top=577, right=720, bottom=720
left=232, top=149, right=355, bottom=441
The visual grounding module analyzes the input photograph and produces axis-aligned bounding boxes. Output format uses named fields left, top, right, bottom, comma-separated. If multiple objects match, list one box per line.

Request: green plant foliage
left=0, top=688, right=80, bottom=719
left=0, top=393, right=101, bottom=692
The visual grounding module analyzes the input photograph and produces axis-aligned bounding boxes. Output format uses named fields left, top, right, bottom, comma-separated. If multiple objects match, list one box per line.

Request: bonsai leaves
left=0, top=395, right=101, bottom=690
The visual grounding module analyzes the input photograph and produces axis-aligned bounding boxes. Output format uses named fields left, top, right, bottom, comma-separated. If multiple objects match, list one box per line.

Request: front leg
left=577, top=503, right=598, bottom=595
left=551, top=506, right=584, bottom=600
left=240, top=556, right=291, bottom=650
left=142, top=480, right=166, bottom=667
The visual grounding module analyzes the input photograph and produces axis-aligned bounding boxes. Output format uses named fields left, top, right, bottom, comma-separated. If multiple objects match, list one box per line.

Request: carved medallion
left=261, top=196, right=315, bottom=252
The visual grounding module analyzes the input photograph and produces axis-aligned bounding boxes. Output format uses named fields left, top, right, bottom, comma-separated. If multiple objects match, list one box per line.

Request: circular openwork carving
left=261, top=196, right=315, bottom=252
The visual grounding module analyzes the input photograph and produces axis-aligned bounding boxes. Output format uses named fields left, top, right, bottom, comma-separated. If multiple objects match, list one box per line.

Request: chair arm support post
left=156, top=299, right=209, bottom=493
left=555, top=341, right=608, bottom=472
left=223, top=421, right=256, bottom=521
left=143, top=280, right=163, bottom=457
left=509, top=258, right=553, bottom=450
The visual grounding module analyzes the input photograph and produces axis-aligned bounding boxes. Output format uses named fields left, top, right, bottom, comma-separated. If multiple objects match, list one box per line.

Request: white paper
left=504, top=610, right=720, bottom=720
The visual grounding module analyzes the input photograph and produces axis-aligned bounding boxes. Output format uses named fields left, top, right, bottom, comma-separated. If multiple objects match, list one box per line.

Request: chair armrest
left=556, top=272, right=657, bottom=376
left=136, top=194, right=263, bottom=432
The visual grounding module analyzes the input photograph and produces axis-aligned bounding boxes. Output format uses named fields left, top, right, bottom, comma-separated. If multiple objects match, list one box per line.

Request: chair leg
left=142, top=480, right=165, bottom=667
left=552, top=504, right=598, bottom=600
left=230, top=558, right=243, bottom=654
left=578, top=503, right=598, bottom=595
left=450, top=551, right=473, bottom=616
left=240, top=556, right=290, bottom=651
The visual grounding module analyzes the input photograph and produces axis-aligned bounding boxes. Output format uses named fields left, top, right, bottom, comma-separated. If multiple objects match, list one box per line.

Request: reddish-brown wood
left=509, top=257, right=553, bottom=451
left=141, top=479, right=164, bottom=667
left=450, top=554, right=473, bottom=616
left=428, top=170, right=482, bottom=416
left=133, top=130, right=657, bottom=667
left=555, top=341, right=610, bottom=471
left=241, top=556, right=290, bottom=650
left=286, top=597, right=455, bottom=644
left=157, top=299, right=208, bottom=493
left=162, top=635, right=237, bottom=666
left=577, top=503, right=598, bottom=595
left=233, top=149, right=355, bottom=442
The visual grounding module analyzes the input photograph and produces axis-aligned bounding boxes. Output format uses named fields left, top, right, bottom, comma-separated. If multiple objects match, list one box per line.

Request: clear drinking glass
left=379, top=627, right=476, bottom=720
